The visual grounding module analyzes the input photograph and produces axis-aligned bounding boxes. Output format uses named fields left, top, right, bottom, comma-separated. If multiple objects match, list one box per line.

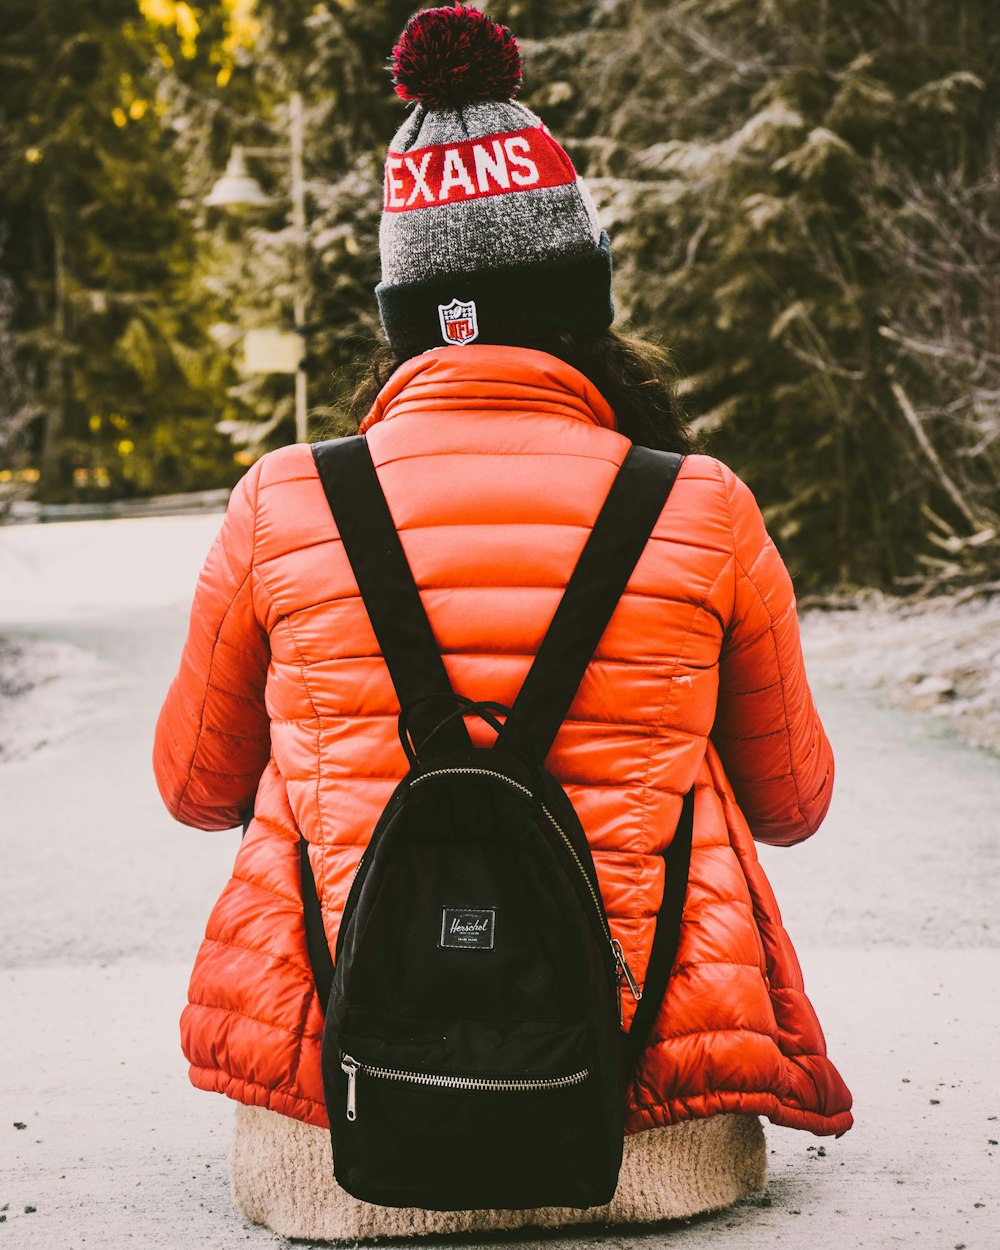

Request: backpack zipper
left=409, top=766, right=642, bottom=1016
left=340, top=1053, right=589, bottom=1122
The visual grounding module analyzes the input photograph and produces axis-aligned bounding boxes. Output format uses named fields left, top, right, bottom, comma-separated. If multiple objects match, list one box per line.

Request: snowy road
left=1, top=514, right=998, bottom=1250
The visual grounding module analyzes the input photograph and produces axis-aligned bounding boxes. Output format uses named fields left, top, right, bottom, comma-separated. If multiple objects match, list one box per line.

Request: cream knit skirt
left=230, top=1105, right=766, bottom=1241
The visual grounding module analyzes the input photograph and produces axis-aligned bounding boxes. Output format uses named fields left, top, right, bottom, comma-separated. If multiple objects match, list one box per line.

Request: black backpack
left=299, top=436, right=693, bottom=1211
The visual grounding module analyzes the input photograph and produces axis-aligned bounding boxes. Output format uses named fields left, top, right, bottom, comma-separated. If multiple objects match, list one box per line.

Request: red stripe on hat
left=383, top=126, right=577, bottom=212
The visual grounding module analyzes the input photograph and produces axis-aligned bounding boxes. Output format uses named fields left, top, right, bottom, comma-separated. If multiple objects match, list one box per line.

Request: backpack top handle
left=398, top=691, right=540, bottom=779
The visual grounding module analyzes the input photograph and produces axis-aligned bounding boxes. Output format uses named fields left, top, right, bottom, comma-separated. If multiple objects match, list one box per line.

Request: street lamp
left=203, top=145, right=272, bottom=209
left=205, top=92, right=310, bottom=443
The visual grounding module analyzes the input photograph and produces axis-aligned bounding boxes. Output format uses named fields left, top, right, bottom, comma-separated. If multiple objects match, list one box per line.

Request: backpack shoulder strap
left=624, top=785, right=694, bottom=1065
left=501, top=444, right=692, bottom=1065
left=300, top=835, right=334, bottom=1014
left=304, top=435, right=471, bottom=1013
left=306, top=437, right=693, bottom=1038
left=505, top=445, right=685, bottom=764
left=311, top=436, right=470, bottom=753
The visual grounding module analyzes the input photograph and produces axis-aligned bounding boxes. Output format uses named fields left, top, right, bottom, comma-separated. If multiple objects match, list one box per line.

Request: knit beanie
left=376, top=2, right=614, bottom=357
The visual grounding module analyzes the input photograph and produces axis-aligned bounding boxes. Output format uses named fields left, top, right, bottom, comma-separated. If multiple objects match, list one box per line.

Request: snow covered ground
left=1, top=513, right=998, bottom=1250
left=800, top=592, right=1000, bottom=755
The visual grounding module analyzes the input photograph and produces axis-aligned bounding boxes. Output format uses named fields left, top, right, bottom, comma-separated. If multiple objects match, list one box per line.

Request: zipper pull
left=612, top=939, right=642, bottom=1003
left=341, top=1054, right=359, bottom=1122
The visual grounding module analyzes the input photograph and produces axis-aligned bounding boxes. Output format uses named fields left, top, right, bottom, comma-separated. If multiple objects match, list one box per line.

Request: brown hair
left=345, top=328, right=694, bottom=454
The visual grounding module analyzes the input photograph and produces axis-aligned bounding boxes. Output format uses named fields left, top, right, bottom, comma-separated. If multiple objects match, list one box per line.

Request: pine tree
left=0, top=242, right=35, bottom=514
left=6, top=0, right=991, bottom=585
left=519, top=0, right=999, bottom=587
left=0, top=0, right=241, bottom=500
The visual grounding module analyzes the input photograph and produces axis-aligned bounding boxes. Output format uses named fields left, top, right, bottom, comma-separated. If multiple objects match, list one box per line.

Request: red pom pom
left=390, top=3, right=523, bottom=108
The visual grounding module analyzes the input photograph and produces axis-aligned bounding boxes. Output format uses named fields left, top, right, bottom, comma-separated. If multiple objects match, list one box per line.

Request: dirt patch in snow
left=801, top=591, right=1000, bottom=754
left=0, top=635, right=115, bottom=761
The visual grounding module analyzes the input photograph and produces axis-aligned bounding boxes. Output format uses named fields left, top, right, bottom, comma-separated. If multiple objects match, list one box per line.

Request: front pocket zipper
left=340, top=1053, right=589, bottom=1123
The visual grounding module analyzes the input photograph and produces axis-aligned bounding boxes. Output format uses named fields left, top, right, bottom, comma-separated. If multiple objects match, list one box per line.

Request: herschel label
left=440, top=907, right=496, bottom=950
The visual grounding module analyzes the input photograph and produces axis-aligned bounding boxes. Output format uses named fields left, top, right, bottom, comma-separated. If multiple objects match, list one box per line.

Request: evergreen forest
left=1, top=0, right=997, bottom=590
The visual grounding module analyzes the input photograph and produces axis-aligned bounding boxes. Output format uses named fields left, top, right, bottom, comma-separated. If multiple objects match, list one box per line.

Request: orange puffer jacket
left=154, top=345, right=852, bottom=1138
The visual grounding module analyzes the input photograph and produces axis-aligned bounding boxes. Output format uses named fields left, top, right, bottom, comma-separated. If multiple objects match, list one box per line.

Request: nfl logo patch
left=438, top=298, right=479, bottom=345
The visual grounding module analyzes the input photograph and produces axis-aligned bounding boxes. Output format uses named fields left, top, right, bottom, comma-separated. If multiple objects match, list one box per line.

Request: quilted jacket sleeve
left=712, top=464, right=834, bottom=847
left=152, top=459, right=271, bottom=831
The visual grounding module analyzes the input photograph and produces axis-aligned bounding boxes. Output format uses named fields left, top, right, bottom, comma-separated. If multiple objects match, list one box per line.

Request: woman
left=153, top=4, right=852, bottom=1240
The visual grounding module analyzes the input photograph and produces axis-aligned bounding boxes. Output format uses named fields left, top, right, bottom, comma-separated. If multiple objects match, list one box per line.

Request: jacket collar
left=358, top=344, right=617, bottom=434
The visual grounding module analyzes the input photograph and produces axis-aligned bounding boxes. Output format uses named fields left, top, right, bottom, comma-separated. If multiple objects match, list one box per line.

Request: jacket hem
left=189, top=1062, right=852, bottom=1138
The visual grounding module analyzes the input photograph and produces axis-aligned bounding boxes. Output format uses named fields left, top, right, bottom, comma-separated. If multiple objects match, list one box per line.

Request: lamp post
left=205, top=92, right=310, bottom=444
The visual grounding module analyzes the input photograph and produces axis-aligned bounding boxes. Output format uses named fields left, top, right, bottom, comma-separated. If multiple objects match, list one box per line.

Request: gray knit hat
left=376, top=3, right=614, bottom=357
